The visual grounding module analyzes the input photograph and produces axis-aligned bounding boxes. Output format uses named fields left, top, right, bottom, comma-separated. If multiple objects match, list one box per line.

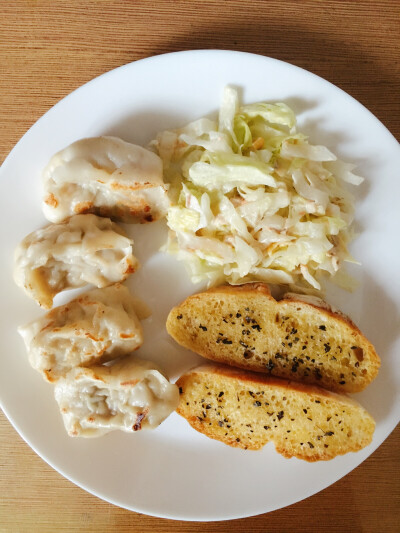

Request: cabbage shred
left=150, top=88, right=362, bottom=291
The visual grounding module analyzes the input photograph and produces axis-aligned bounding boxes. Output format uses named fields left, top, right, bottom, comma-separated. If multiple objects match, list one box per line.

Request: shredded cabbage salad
left=150, top=88, right=362, bottom=292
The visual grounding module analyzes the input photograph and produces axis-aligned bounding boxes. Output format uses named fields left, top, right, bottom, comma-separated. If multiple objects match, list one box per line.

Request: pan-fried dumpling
left=18, top=284, right=144, bottom=383
left=14, top=214, right=137, bottom=309
left=54, top=355, right=179, bottom=437
left=42, top=136, right=170, bottom=223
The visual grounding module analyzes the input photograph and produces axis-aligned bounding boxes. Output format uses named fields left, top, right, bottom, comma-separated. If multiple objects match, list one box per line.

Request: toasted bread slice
left=167, top=283, right=380, bottom=393
left=176, top=364, right=375, bottom=461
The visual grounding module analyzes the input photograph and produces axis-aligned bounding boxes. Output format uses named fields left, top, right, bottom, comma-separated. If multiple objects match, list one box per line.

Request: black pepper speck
left=314, top=368, right=322, bottom=380
left=266, top=359, right=275, bottom=371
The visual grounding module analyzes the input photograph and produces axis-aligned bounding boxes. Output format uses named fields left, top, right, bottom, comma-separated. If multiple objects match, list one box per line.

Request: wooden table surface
left=1, top=1, right=399, bottom=531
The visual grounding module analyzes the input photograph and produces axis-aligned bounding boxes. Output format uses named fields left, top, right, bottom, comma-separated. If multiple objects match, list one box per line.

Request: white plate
left=0, top=50, right=399, bottom=522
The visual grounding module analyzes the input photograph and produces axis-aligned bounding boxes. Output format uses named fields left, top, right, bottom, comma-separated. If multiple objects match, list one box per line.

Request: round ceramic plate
left=0, top=50, right=399, bottom=521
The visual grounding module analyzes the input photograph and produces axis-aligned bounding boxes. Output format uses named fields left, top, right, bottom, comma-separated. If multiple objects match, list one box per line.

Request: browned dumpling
left=42, top=136, right=169, bottom=224
left=14, top=214, right=137, bottom=309
left=54, top=355, right=179, bottom=437
left=18, top=284, right=144, bottom=383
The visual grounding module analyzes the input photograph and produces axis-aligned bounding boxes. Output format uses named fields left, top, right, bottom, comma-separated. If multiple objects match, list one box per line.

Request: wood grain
left=1, top=1, right=399, bottom=531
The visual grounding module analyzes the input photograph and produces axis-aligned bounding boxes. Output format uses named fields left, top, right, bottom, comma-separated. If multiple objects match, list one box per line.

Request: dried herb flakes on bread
left=176, top=363, right=375, bottom=461
left=167, top=283, right=380, bottom=393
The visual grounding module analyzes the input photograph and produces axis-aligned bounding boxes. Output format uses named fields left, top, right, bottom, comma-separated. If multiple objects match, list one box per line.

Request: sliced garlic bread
left=167, top=283, right=380, bottom=393
left=176, top=364, right=375, bottom=461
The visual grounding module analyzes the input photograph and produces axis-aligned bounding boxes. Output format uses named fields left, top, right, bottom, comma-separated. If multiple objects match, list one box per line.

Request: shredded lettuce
left=150, top=87, right=362, bottom=291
